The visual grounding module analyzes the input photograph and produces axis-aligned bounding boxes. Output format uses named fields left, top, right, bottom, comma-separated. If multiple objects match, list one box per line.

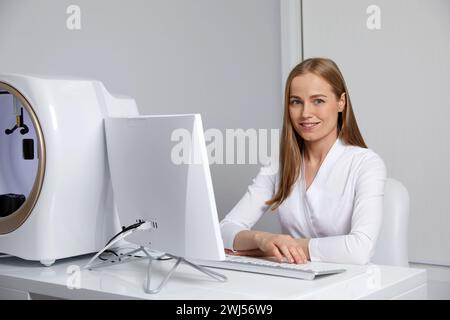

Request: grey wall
left=302, top=0, right=450, bottom=266
left=0, top=0, right=283, bottom=232
left=2, top=0, right=448, bottom=267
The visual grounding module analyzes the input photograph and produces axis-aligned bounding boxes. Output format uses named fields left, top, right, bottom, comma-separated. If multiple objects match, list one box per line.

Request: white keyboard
left=197, top=255, right=346, bottom=280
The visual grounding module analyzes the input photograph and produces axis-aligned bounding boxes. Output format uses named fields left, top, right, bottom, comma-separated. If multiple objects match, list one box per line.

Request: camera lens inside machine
left=0, top=194, right=26, bottom=217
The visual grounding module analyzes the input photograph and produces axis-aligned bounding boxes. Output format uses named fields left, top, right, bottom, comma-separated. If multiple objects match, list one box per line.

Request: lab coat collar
left=301, top=137, right=347, bottom=194
left=302, top=137, right=346, bottom=167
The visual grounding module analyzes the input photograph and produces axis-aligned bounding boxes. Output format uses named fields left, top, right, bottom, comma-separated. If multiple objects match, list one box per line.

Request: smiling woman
left=220, top=57, right=387, bottom=265
left=272, top=57, right=367, bottom=204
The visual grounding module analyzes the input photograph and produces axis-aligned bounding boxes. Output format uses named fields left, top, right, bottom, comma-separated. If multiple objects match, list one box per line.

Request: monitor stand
left=83, top=230, right=227, bottom=294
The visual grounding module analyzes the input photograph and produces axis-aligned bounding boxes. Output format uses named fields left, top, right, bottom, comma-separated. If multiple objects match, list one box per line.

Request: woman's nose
left=301, top=102, right=314, bottom=117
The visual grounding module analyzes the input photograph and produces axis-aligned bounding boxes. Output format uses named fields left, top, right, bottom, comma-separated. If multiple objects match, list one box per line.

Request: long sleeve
left=220, top=166, right=277, bottom=250
left=308, top=151, right=387, bottom=265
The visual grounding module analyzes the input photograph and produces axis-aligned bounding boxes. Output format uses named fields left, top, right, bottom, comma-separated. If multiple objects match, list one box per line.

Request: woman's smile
left=299, top=121, right=321, bottom=130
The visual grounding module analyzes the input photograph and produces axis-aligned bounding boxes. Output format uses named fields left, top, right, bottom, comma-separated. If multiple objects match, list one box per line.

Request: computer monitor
left=104, top=114, right=225, bottom=262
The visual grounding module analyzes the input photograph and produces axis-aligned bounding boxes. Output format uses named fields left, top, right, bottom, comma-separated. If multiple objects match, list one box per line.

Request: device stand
left=84, top=242, right=227, bottom=294
left=143, top=251, right=227, bottom=294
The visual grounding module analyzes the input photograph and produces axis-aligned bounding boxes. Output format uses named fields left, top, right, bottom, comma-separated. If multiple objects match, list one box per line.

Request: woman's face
left=288, top=72, right=345, bottom=143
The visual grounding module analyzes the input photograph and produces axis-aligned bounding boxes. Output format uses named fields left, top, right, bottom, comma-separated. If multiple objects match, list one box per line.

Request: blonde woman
left=220, top=58, right=387, bottom=265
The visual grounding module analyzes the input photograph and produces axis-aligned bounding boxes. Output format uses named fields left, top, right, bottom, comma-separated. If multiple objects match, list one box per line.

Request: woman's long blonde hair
left=266, top=57, right=367, bottom=210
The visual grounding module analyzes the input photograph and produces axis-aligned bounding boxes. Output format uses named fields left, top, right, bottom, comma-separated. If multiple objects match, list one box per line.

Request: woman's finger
left=224, top=249, right=235, bottom=255
left=297, top=247, right=307, bottom=264
left=225, top=248, right=265, bottom=257
left=278, top=245, right=294, bottom=263
left=235, top=249, right=265, bottom=257
left=289, top=246, right=302, bottom=264
left=269, top=244, right=284, bottom=262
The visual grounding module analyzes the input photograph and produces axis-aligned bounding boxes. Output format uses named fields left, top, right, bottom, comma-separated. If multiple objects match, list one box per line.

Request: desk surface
left=0, top=255, right=427, bottom=300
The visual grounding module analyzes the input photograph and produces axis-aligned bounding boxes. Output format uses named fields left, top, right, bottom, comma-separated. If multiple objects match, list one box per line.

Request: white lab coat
left=220, top=137, right=387, bottom=265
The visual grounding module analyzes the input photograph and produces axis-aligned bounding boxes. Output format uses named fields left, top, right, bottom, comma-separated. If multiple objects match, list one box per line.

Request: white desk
left=0, top=255, right=427, bottom=300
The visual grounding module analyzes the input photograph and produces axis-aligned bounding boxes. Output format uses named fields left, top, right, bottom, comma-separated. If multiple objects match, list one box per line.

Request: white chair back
left=372, top=178, right=410, bottom=267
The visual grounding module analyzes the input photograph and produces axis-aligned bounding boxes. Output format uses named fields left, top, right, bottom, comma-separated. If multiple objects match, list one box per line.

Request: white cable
left=83, top=222, right=153, bottom=269
left=82, top=228, right=136, bottom=269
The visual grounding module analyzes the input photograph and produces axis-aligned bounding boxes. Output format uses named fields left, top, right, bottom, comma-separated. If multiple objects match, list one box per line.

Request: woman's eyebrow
left=310, top=94, right=327, bottom=98
left=289, top=94, right=327, bottom=99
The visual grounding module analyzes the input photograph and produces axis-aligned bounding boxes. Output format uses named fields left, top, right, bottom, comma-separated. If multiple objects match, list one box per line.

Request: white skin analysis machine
left=0, top=74, right=138, bottom=266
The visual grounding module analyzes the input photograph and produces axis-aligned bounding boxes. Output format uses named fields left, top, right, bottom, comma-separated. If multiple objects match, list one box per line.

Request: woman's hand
left=228, top=232, right=309, bottom=264
left=255, top=233, right=309, bottom=264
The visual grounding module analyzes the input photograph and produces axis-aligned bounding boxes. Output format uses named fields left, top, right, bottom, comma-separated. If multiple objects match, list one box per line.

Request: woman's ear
left=338, top=92, right=346, bottom=112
